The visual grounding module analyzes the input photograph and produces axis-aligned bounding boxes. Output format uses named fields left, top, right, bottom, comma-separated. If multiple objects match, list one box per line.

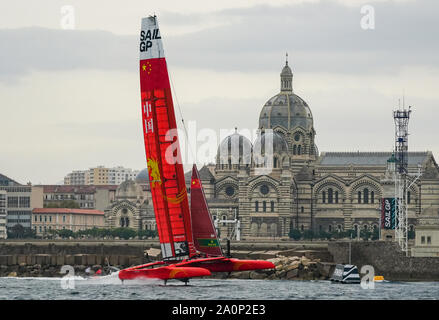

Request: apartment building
left=0, top=173, right=43, bottom=236
left=0, top=190, right=6, bottom=239
left=64, top=166, right=140, bottom=186
left=32, top=208, right=105, bottom=235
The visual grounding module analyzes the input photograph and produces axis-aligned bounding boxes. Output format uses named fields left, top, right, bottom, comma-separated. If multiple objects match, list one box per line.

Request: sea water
left=0, top=273, right=438, bottom=300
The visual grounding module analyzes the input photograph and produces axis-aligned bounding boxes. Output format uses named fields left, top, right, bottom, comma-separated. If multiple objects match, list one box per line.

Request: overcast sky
left=0, top=0, right=438, bottom=184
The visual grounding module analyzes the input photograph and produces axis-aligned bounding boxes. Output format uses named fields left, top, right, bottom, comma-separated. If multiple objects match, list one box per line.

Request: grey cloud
left=1, top=0, right=438, bottom=82
left=165, top=1, right=439, bottom=73
left=0, top=27, right=137, bottom=81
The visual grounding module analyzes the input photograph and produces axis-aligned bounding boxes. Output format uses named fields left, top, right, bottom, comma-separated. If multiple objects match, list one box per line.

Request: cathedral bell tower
left=280, top=53, right=293, bottom=93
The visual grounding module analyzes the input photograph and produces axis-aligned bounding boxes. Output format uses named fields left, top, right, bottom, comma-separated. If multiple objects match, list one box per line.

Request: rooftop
left=318, top=151, right=430, bottom=166
left=0, top=173, right=21, bottom=187
left=40, top=185, right=118, bottom=193
left=32, top=208, right=104, bottom=215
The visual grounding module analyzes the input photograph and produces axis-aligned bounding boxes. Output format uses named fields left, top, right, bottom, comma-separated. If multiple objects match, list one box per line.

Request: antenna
left=393, top=104, right=412, bottom=256
left=403, top=89, right=405, bottom=109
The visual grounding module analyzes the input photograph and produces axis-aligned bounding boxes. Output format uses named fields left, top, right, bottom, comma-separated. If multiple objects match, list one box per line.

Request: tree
left=289, top=229, right=302, bottom=240
left=331, top=231, right=345, bottom=240
left=371, top=228, right=380, bottom=240
left=342, top=229, right=355, bottom=239
left=317, top=230, right=331, bottom=240
left=137, top=229, right=157, bottom=239
left=111, top=227, right=137, bottom=240
left=360, top=229, right=372, bottom=241
left=303, top=229, right=314, bottom=241
left=57, top=229, right=75, bottom=239
left=44, top=200, right=79, bottom=208
left=7, top=224, right=36, bottom=239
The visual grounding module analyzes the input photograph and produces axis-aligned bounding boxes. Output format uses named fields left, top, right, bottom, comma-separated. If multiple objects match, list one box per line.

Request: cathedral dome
left=259, top=93, right=313, bottom=130
left=253, top=131, right=289, bottom=155
left=259, top=59, right=313, bottom=131
left=216, top=130, right=253, bottom=166
left=135, top=168, right=148, bottom=184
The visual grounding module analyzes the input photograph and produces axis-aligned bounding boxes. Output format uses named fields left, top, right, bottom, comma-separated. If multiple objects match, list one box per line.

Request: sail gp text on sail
left=140, top=28, right=161, bottom=53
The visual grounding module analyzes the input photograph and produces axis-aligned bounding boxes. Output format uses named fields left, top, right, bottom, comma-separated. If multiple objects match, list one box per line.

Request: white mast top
left=140, top=16, right=164, bottom=60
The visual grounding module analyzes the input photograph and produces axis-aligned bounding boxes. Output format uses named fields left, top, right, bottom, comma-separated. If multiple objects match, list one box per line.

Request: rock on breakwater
left=209, top=255, right=336, bottom=281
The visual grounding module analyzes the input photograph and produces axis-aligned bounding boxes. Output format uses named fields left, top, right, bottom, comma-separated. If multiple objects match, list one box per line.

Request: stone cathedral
left=184, top=59, right=439, bottom=240
left=135, top=58, right=439, bottom=240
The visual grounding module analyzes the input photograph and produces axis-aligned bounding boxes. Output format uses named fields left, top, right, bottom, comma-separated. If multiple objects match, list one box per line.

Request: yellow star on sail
left=142, top=62, right=152, bottom=75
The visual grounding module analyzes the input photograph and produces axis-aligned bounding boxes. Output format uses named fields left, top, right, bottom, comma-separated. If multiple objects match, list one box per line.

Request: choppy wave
left=0, top=277, right=438, bottom=300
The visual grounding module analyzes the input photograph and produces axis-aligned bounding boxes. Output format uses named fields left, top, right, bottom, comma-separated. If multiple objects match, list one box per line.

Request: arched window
left=271, top=201, right=275, bottom=212
left=335, top=191, right=339, bottom=204
left=263, top=201, right=267, bottom=212
left=328, top=225, right=332, bottom=232
left=228, top=159, right=232, bottom=169
left=364, top=188, right=369, bottom=204
left=222, top=215, right=227, bottom=226
left=255, top=201, right=259, bottom=212
left=407, top=191, right=411, bottom=204
left=125, top=217, right=130, bottom=227
left=120, top=217, right=125, bottom=227
left=322, top=191, right=326, bottom=203
left=358, top=191, right=362, bottom=204
left=298, top=145, right=302, bottom=155
left=293, top=145, right=297, bottom=155
left=371, top=191, right=375, bottom=204
left=328, top=188, right=333, bottom=204
left=274, top=157, right=278, bottom=168
left=301, top=206, right=304, bottom=213
left=301, top=225, right=304, bottom=231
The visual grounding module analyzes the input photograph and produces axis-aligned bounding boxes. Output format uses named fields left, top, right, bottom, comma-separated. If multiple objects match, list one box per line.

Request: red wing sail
left=190, top=164, right=223, bottom=257
left=139, top=16, right=196, bottom=260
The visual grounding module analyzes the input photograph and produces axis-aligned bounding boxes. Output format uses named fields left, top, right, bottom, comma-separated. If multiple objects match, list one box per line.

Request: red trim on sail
left=190, top=164, right=223, bottom=257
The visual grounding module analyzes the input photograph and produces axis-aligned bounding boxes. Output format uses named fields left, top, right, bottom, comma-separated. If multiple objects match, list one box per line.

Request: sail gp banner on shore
left=381, top=198, right=397, bottom=230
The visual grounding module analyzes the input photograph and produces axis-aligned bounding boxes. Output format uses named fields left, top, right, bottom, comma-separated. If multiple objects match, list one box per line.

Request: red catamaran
left=118, top=15, right=275, bottom=283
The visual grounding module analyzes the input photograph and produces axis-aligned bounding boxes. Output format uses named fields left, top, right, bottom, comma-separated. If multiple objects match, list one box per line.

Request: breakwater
left=0, top=241, right=148, bottom=277
left=2, top=240, right=439, bottom=281
left=0, top=240, right=333, bottom=279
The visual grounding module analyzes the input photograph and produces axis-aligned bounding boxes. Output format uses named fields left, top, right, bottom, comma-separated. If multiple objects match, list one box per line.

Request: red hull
left=118, top=261, right=211, bottom=281
left=176, top=257, right=275, bottom=273
left=118, top=257, right=274, bottom=281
